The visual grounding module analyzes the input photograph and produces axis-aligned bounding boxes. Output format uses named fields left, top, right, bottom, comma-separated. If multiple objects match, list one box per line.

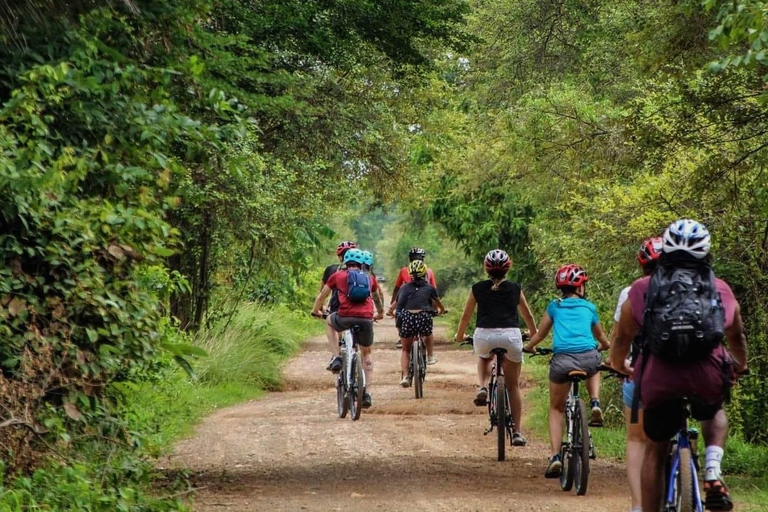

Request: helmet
left=343, top=248, right=366, bottom=265
left=555, top=264, right=589, bottom=289
left=361, top=250, right=374, bottom=267
left=408, top=247, right=426, bottom=261
left=336, top=241, right=357, bottom=258
left=637, top=237, right=663, bottom=266
left=662, top=219, right=711, bottom=259
left=408, top=260, right=427, bottom=279
left=484, top=249, right=512, bottom=272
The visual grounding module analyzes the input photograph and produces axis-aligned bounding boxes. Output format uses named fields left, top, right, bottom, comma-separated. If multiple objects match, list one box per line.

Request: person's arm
left=428, top=269, right=437, bottom=288
left=610, top=299, right=637, bottom=374
left=312, top=285, right=333, bottom=316
left=432, top=297, right=446, bottom=315
left=523, top=313, right=552, bottom=352
left=454, top=290, right=477, bottom=341
left=726, top=303, right=748, bottom=373
left=592, top=322, right=610, bottom=351
left=517, top=290, right=537, bottom=337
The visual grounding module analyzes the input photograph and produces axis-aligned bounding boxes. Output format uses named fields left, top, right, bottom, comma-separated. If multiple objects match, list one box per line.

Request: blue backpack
left=346, top=269, right=371, bottom=302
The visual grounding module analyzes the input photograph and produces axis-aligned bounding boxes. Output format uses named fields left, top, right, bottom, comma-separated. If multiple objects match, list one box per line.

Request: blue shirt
left=546, top=297, right=599, bottom=354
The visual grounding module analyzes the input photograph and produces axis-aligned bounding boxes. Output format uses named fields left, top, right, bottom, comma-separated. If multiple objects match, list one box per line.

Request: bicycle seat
left=491, top=348, right=508, bottom=355
left=568, top=370, right=588, bottom=380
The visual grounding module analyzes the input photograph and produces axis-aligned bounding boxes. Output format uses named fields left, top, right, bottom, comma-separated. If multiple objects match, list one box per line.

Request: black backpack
left=642, top=263, right=725, bottom=362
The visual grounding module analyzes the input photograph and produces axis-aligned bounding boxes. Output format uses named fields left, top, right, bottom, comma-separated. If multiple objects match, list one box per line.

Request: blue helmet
left=343, top=248, right=366, bottom=265
left=361, top=250, right=374, bottom=267
left=662, top=219, right=711, bottom=259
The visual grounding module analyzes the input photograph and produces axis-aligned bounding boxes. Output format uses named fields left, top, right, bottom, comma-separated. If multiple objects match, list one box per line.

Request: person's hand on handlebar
left=373, top=311, right=384, bottom=322
left=310, top=309, right=326, bottom=319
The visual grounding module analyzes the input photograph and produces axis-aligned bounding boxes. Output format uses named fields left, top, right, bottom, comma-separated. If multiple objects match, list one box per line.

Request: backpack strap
left=630, top=345, right=646, bottom=424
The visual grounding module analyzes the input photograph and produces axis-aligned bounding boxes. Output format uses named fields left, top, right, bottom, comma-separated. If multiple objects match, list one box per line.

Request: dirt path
left=170, top=316, right=631, bottom=511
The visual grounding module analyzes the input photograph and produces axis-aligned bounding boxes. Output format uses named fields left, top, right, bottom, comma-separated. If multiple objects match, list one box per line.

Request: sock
left=591, top=398, right=600, bottom=408
left=705, top=445, right=724, bottom=473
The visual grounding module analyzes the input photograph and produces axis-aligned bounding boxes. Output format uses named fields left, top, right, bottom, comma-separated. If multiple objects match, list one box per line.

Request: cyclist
left=455, top=249, right=538, bottom=447
left=611, top=220, right=748, bottom=511
left=523, top=264, right=611, bottom=478
left=321, top=241, right=356, bottom=372
left=312, top=248, right=385, bottom=408
left=610, top=237, right=662, bottom=512
left=362, top=250, right=386, bottom=315
left=390, top=247, right=438, bottom=349
left=390, top=260, right=446, bottom=386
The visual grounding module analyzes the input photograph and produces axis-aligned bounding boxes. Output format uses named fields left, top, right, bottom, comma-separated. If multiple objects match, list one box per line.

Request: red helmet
left=637, top=237, right=663, bottom=267
left=336, top=241, right=357, bottom=257
left=555, top=264, right=589, bottom=289
left=484, top=249, right=511, bottom=272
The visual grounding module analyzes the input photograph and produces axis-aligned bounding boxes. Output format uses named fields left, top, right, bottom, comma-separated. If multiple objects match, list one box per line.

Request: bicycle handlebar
left=597, top=363, right=629, bottom=379
left=311, top=311, right=329, bottom=319
left=525, top=347, right=553, bottom=357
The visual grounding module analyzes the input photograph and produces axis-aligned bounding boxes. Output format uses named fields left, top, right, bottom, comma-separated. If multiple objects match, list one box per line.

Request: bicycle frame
left=665, top=415, right=703, bottom=512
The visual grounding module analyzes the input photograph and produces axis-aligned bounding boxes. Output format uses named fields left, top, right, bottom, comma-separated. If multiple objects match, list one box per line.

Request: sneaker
left=362, top=392, right=372, bottom=409
left=589, top=400, right=604, bottom=427
left=326, top=356, right=343, bottom=373
left=427, top=355, right=438, bottom=365
left=474, top=387, right=488, bottom=406
left=545, top=454, right=563, bottom=478
left=394, top=339, right=402, bottom=349
left=703, top=469, right=734, bottom=511
left=400, top=375, right=411, bottom=388
left=512, top=432, right=527, bottom=447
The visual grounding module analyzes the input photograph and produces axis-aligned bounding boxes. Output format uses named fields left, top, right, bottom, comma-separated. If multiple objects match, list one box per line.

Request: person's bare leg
left=625, top=406, right=647, bottom=511
left=548, top=382, right=571, bottom=454
left=425, top=333, right=434, bottom=357
left=642, top=440, right=669, bottom=511
left=361, top=345, right=373, bottom=386
left=701, top=408, right=728, bottom=448
left=325, top=321, right=339, bottom=356
left=477, top=357, right=492, bottom=388
left=586, top=372, right=601, bottom=401
left=400, top=338, right=414, bottom=377
left=502, top=359, right=523, bottom=434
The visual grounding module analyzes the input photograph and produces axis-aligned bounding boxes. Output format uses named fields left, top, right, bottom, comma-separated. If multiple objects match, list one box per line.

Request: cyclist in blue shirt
left=524, top=264, right=610, bottom=479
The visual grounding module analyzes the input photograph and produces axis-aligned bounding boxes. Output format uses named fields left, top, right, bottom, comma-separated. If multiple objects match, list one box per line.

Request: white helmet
left=662, top=219, right=711, bottom=259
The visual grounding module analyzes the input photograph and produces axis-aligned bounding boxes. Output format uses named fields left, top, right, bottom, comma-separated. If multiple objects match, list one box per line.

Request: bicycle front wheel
left=336, top=373, right=348, bottom=418
left=349, top=353, right=364, bottom=421
left=574, top=398, right=591, bottom=495
left=412, top=341, right=423, bottom=399
left=496, top=374, right=506, bottom=462
left=677, top=447, right=695, bottom=512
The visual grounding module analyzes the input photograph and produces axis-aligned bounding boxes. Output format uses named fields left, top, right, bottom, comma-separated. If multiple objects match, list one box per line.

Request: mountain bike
left=528, top=347, right=596, bottom=495
left=405, top=309, right=446, bottom=399
left=661, top=398, right=703, bottom=512
left=461, top=335, right=519, bottom=461
left=313, top=312, right=366, bottom=421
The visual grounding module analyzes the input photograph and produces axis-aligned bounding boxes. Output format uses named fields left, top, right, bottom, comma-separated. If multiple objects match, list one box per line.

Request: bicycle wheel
left=349, top=353, right=364, bottom=421
left=676, top=447, right=695, bottom=512
left=412, top=341, right=423, bottom=399
left=573, top=398, right=591, bottom=496
left=496, top=373, right=506, bottom=462
left=560, top=405, right=575, bottom=491
left=336, top=372, right=348, bottom=418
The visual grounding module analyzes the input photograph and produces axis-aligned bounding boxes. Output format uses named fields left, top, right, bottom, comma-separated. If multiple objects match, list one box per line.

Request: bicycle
left=461, top=335, right=519, bottom=461
left=659, top=398, right=704, bottom=512
left=407, top=310, right=447, bottom=399
left=527, top=347, right=597, bottom=495
left=312, top=312, right=367, bottom=421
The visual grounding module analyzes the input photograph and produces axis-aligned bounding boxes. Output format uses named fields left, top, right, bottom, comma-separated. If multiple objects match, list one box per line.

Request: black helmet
left=408, top=247, right=426, bottom=261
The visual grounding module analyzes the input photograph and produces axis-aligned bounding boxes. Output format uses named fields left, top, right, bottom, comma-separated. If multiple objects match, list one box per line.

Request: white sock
left=705, top=445, right=724, bottom=473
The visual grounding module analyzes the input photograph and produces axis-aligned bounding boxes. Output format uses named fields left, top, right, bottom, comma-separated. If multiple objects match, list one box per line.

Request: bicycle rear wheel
left=349, top=353, right=364, bottom=420
left=496, top=373, right=506, bottom=461
left=412, top=341, right=423, bottom=399
left=677, top=447, right=695, bottom=512
left=560, top=406, right=575, bottom=491
left=574, top=398, right=591, bottom=495
left=336, top=372, right=348, bottom=418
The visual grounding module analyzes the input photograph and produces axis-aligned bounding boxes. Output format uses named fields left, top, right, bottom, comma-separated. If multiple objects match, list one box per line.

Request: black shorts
left=643, top=399, right=722, bottom=442
left=328, top=314, right=374, bottom=347
left=398, top=310, right=433, bottom=339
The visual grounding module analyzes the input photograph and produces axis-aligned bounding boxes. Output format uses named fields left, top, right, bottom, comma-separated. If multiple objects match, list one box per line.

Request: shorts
left=398, top=310, right=433, bottom=339
left=644, top=399, right=721, bottom=443
left=623, top=380, right=638, bottom=408
left=328, top=314, right=374, bottom=347
left=473, top=328, right=523, bottom=363
left=549, top=349, right=601, bottom=384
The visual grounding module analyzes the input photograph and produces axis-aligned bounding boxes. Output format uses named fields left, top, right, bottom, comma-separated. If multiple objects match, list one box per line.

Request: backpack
left=641, top=263, right=725, bottom=362
left=346, top=269, right=371, bottom=302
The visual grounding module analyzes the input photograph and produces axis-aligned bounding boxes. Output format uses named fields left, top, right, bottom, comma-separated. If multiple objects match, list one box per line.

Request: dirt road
left=170, top=317, right=631, bottom=511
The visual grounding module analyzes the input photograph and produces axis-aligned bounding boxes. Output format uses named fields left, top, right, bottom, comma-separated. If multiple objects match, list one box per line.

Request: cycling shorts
left=398, top=310, right=433, bottom=339
left=644, top=399, right=721, bottom=443
left=328, top=313, right=374, bottom=347
left=473, top=328, right=523, bottom=363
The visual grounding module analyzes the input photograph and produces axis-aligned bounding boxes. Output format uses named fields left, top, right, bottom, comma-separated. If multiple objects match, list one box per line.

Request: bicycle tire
left=413, top=341, right=423, bottom=399
left=496, top=372, right=506, bottom=462
left=574, top=398, right=591, bottom=495
left=677, top=447, right=695, bottom=512
left=349, top=353, right=363, bottom=420
left=336, top=372, right=348, bottom=418
left=560, top=404, right=575, bottom=491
